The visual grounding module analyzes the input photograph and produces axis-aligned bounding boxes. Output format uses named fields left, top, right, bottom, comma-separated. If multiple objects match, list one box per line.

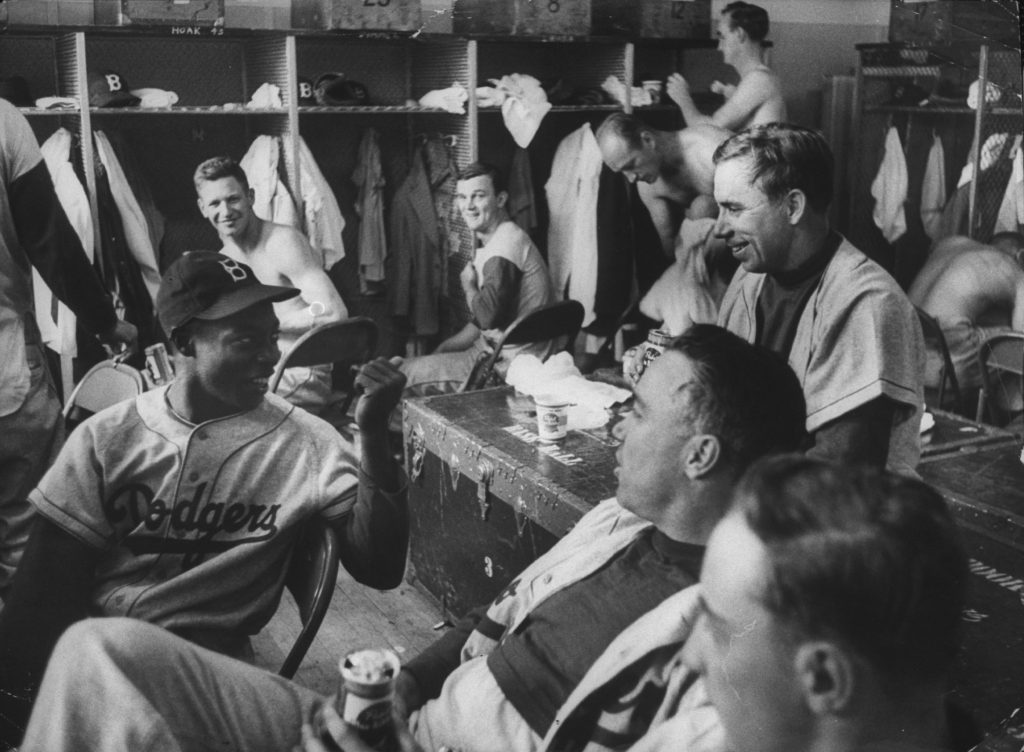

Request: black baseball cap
left=156, top=251, right=298, bottom=336
left=88, top=69, right=141, bottom=107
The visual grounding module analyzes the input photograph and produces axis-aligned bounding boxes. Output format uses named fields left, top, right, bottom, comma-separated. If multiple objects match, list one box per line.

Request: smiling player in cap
left=0, top=251, right=408, bottom=745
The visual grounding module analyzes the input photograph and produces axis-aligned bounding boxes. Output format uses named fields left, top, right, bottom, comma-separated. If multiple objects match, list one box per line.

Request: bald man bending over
left=909, top=232, right=1024, bottom=406
left=596, top=113, right=737, bottom=335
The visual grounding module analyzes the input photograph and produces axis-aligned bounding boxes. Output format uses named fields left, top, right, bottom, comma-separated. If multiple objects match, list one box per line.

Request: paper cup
left=535, top=396, right=569, bottom=442
left=641, top=80, right=663, bottom=103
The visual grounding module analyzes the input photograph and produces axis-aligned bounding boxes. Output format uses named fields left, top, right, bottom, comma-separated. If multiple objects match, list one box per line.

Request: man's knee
left=54, top=617, right=160, bottom=670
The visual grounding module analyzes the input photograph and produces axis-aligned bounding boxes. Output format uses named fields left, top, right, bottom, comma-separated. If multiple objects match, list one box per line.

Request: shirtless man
left=909, top=232, right=1024, bottom=395
left=194, top=156, right=349, bottom=412
left=596, top=113, right=736, bottom=335
left=666, top=2, right=786, bottom=132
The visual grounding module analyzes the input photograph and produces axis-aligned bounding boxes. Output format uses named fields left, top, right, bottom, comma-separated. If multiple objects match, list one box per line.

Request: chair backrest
left=461, top=300, right=586, bottom=392
left=270, top=317, right=378, bottom=412
left=914, top=306, right=963, bottom=414
left=62, top=359, right=146, bottom=427
left=279, top=517, right=340, bottom=679
left=975, top=332, right=1024, bottom=425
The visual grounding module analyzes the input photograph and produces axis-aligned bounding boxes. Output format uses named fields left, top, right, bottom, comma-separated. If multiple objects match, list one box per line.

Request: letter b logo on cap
left=218, top=258, right=250, bottom=282
left=299, top=81, right=313, bottom=100
left=105, top=73, right=123, bottom=92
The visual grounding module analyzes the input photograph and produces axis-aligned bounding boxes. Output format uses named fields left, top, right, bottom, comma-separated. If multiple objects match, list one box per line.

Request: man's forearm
left=403, top=606, right=487, bottom=702
left=806, top=398, right=895, bottom=468
left=334, top=456, right=409, bottom=590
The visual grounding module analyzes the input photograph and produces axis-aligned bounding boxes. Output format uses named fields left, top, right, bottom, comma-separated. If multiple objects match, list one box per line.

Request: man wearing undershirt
left=393, top=325, right=806, bottom=752
left=714, top=123, right=924, bottom=474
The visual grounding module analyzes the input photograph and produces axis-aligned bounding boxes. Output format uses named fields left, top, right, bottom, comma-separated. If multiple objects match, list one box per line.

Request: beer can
left=334, top=648, right=401, bottom=750
left=145, top=343, right=174, bottom=385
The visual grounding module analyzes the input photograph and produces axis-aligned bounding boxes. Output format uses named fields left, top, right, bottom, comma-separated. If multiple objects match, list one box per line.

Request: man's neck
left=774, top=220, right=833, bottom=275
left=656, top=477, right=731, bottom=545
left=475, top=215, right=507, bottom=247
left=166, top=379, right=247, bottom=425
left=733, top=46, right=766, bottom=77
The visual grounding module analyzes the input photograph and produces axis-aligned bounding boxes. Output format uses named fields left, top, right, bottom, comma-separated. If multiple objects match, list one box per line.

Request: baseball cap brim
left=191, top=283, right=299, bottom=322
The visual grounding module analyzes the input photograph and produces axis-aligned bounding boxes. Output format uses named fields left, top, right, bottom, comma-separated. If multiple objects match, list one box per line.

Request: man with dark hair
left=19, top=325, right=806, bottom=752
left=666, top=2, right=786, bottom=131
left=714, top=123, right=924, bottom=474
left=0, top=251, right=408, bottom=745
left=194, top=155, right=349, bottom=413
left=401, top=161, right=555, bottom=392
left=681, top=454, right=974, bottom=752
left=909, top=232, right=1024, bottom=404
left=0, top=100, right=137, bottom=595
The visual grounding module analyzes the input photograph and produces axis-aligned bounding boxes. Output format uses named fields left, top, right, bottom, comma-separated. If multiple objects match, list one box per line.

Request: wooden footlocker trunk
left=402, top=387, right=620, bottom=619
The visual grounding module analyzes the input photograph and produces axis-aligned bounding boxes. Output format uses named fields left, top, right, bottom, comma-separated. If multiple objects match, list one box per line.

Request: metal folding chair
left=460, top=300, right=586, bottom=392
left=914, top=306, right=963, bottom=415
left=62, top=358, right=146, bottom=430
left=270, top=317, right=378, bottom=419
left=975, top=332, right=1024, bottom=426
left=279, top=517, right=340, bottom=679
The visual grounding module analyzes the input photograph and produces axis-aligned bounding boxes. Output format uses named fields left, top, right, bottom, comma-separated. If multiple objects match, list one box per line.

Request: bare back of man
left=909, top=237, right=1024, bottom=330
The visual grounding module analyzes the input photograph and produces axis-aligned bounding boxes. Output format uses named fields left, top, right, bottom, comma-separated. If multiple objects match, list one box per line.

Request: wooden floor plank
left=254, top=569, right=447, bottom=695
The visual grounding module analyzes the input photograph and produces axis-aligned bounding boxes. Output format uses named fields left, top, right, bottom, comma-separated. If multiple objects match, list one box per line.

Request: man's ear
left=496, top=190, right=509, bottom=209
left=682, top=434, right=721, bottom=479
left=248, top=188, right=256, bottom=205
left=786, top=189, right=808, bottom=225
left=794, top=641, right=854, bottom=716
left=196, top=196, right=206, bottom=216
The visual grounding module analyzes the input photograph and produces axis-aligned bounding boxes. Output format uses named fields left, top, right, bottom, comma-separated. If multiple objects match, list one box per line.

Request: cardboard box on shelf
left=453, top=0, right=591, bottom=37
left=591, top=0, right=711, bottom=39
left=291, top=0, right=421, bottom=31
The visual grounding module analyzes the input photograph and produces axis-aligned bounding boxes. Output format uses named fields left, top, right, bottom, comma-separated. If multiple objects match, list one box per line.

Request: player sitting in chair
left=0, top=251, right=408, bottom=745
left=14, top=325, right=806, bottom=752
left=401, top=162, right=556, bottom=393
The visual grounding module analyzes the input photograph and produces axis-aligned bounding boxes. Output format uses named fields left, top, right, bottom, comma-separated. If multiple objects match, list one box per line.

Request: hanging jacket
left=35, top=128, right=93, bottom=357
left=388, top=146, right=442, bottom=337
left=352, top=128, right=387, bottom=292
left=94, top=130, right=161, bottom=303
left=507, top=147, right=537, bottom=233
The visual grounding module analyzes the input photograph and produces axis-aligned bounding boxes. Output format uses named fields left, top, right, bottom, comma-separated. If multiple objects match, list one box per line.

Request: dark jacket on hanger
left=389, top=145, right=443, bottom=338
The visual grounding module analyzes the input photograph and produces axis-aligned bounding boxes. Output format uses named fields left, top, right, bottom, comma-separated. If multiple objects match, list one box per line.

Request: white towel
left=870, top=126, right=908, bottom=243
left=920, top=133, right=946, bottom=240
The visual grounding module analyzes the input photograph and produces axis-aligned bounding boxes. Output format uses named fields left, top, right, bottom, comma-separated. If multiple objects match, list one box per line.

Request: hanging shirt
left=920, top=133, right=947, bottom=240
left=239, top=135, right=299, bottom=229
left=545, top=123, right=603, bottom=326
left=94, top=130, right=161, bottom=303
left=352, top=128, right=387, bottom=292
left=297, top=136, right=346, bottom=269
left=995, top=138, right=1024, bottom=235
left=870, top=126, right=908, bottom=243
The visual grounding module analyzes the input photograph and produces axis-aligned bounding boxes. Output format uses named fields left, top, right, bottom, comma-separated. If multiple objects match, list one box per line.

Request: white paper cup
left=535, top=396, right=569, bottom=442
left=641, top=80, right=663, bottom=103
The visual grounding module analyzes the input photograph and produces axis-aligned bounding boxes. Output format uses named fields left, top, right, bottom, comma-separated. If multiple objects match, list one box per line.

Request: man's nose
left=680, top=615, right=707, bottom=673
left=258, top=340, right=280, bottom=364
left=713, top=215, right=731, bottom=239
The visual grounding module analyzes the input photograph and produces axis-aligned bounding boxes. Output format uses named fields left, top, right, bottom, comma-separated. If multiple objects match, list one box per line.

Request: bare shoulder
left=678, top=123, right=731, bottom=151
